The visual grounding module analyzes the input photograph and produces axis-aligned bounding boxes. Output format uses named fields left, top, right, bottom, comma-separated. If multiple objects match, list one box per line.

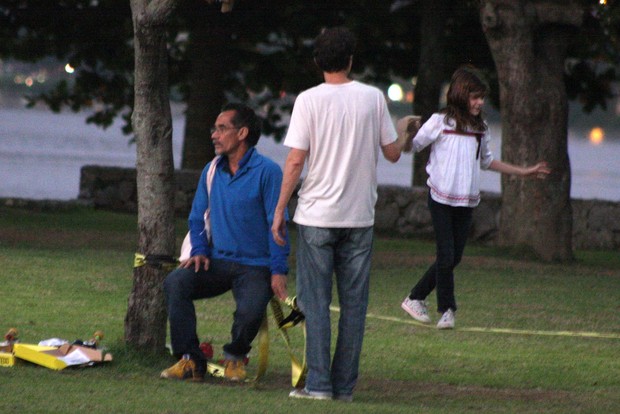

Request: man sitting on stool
left=161, top=103, right=289, bottom=382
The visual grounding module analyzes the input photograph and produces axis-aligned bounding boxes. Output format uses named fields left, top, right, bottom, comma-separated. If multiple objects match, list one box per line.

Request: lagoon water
left=1, top=105, right=619, bottom=202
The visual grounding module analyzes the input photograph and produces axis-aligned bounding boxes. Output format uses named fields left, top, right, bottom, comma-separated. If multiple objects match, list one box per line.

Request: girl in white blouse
left=400, top=66, right=550, bottom=329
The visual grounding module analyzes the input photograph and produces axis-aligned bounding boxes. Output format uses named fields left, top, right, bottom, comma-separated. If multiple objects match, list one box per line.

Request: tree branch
left=131, top=0, right=180, bottom=27
left=481, top=1, right=499, bottom=31
left=145, top=0, right=181, bottom=25
left=533, top=2, right=582, bottom=27
left=481, top=1, right=583, bottom=32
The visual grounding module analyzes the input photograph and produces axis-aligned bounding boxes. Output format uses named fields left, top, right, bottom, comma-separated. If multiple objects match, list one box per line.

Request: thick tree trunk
left=411, top=0, right=449, bottom=186
left=181, top=5, right=228, bottom=170
left=125, top=0, right=178, bottom=351
left=480, top=0, right=580, bottom=261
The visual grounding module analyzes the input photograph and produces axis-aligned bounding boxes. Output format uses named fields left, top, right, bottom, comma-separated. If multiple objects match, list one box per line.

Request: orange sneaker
left=224, top=359, right=247, bottom=381
left=160, top=354, right=205, bottom=381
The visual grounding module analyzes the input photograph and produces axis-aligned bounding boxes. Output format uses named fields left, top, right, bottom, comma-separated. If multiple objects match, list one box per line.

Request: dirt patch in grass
left=251, top=371, right=570, bottom=401
left=372, top=250, right=539, bottom=272
left=358, top=377, right=575, bottom=403
left=251, top=372, right=587, bottom=409
left=372, top=251, right=436, bottom=268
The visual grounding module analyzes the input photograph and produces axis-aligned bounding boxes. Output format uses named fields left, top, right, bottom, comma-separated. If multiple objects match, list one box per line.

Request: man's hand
left=179, top=255, right=210, bottom=272
left=271, top=274, right=288, bottom=301
left=271, top=208, right=287, bottom=246
left=396, top=115, right=421, bottom=153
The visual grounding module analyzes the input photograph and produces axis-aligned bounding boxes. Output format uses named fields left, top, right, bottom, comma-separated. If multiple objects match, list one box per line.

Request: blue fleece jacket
left=188, top=147, right=289, bottom=275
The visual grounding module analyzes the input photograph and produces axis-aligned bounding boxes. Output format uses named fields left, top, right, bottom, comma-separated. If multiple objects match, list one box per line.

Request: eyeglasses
left=210, top=125, right=239, bottom=134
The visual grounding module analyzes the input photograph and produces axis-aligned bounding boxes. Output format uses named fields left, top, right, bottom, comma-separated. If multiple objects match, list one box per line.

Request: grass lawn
left=0, top=205, right=618, bottom=413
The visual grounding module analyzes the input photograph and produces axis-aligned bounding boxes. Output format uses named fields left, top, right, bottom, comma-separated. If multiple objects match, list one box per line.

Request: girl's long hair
left=442, top=66, right=488, bottom=133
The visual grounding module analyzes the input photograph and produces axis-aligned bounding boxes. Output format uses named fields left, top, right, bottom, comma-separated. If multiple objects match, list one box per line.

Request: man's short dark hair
left=221, top=102, right=262, bottom=147
left=313, top=26, right=357, bottom=73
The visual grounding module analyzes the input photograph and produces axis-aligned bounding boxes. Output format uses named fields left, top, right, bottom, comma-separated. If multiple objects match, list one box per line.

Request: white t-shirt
left=284, top=80, right=397, bottom=227
left=412, top=113, right=494, bottom=207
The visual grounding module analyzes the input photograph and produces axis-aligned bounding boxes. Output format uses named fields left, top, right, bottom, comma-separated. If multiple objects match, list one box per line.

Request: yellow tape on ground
left=329, top=306, right=620, bottom=340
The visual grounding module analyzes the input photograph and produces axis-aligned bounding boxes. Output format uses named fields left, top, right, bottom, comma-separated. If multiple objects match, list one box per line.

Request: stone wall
left=77, top=165, right=620, bottom=251
left=78, top=165, right=200, bottom=216
left=374, top=185, right=620, bottom=251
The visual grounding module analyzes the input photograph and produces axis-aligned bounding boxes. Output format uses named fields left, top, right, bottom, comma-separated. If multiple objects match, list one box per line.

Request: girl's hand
left=527, top=162, right=551, bottom=179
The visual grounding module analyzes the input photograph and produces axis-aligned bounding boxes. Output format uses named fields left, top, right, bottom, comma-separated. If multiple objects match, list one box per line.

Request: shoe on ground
left=224, top=359, right=247, bottom=381
left=289, top=388, right=333, bottom=400
left=401, top=297, right=431, bottom=324
left=437, top=309, right=455, bottom=329
left=160, top=354, right=205, bottom=381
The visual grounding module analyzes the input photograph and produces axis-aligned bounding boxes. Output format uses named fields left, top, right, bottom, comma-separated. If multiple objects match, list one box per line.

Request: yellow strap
left=133, top=253, right=178, bottom=272
left=270, top=298, right=307, bottom=388
left=254, top=311, right=270, bottom=379
left=134, top=253, right=146, bottom=268
left=206, top=361, right=224, bottom=377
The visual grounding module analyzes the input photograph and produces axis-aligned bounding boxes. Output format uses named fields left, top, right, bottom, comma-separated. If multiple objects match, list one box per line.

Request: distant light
left=387, top=83, right=404, bottom=102
left=25, top=77, right=34, bottom=87
left=65, top=64, right=75, bottom=74
left=589, top=127, right=604, bottom=145
left=599, top=0, right=607, bottom=5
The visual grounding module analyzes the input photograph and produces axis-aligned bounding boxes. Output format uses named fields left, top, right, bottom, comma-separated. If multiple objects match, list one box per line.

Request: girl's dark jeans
left=410, top=193, right=473, bottom=313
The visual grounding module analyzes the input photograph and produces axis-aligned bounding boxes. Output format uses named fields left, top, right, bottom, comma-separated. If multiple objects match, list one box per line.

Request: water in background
left=1, top=106, right=619, bottom=202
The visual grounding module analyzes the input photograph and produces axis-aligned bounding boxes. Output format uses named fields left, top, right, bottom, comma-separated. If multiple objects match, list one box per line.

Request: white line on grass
left=329, top=306, right=620, bottom=340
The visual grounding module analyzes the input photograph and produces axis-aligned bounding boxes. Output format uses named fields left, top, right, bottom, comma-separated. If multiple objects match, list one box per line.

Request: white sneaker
left=437, top=309, right=455, bottom=329
left=289, top=388, right=333, bottom=400
left=401, top=297, right=431, bottom=323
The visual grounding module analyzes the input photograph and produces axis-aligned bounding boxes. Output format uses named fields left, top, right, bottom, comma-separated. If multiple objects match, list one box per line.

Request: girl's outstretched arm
left=489, top=160, right=551, bottom=179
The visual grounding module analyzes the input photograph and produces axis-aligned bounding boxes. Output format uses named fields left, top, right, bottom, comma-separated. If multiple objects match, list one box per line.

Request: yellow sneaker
left=224, top=359, right=247, bottom=381
left=160, top=354, right=205, bottom=381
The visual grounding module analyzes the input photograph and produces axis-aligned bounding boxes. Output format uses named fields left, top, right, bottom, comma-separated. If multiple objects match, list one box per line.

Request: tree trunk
left=125, top=0, right=179, bottom=351
left=480, top=0, right=580, bottom=261
left=411, top=0, right=449, bottom=186
left=180, top=4, right=228, bottom=170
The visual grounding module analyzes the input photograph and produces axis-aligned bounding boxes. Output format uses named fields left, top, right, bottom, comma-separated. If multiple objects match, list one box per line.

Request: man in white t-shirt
left=271, top=26, right=406, bottom=402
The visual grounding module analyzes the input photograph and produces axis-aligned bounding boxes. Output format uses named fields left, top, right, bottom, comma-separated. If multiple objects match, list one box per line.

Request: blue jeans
left=296, top=225, right=373, bottom=397
left=163, top=259, right=272, bottom=363
left=410, top=194, right=473, bottom=312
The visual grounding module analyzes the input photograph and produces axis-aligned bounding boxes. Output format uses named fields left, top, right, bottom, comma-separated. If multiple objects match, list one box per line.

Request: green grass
left=0, top=205, right=619, bottom=413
